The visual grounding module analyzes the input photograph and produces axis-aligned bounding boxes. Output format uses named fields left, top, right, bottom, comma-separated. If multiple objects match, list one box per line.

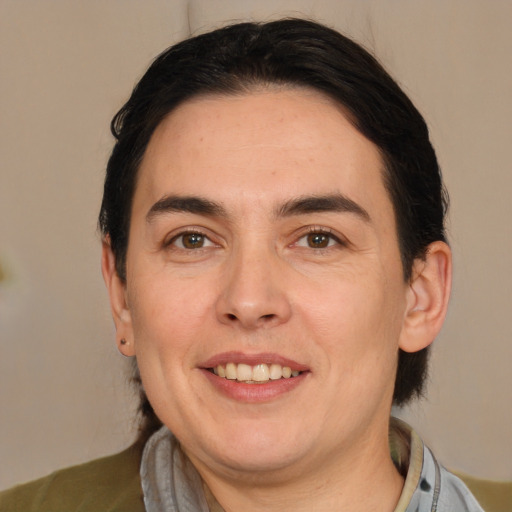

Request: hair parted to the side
left=99, top=19, right=448, bottom=445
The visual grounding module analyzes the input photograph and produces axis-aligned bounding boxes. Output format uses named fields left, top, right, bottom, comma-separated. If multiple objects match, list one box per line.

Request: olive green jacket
left=0, top=444, right=510, bottom=512
left=0, top=445, right=145, bottom=512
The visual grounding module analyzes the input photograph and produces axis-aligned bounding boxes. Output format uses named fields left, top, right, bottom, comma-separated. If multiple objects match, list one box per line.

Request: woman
left=0, top=18, right=489, bottom=512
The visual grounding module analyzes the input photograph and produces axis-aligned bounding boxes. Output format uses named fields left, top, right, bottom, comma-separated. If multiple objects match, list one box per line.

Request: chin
left=188, top=419, right=316, bottom=476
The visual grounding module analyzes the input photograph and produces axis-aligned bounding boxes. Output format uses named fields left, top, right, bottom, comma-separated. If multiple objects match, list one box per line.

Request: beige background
left=1, top=0, right=510, bottom=490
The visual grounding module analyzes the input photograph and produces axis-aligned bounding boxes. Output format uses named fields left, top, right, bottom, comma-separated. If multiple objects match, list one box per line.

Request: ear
left=399, top=241, right=452, bottom=353
left=101, top=239, right=135, bottom=357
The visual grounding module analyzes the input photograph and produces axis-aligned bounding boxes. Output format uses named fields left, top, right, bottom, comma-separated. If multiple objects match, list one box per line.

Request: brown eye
left=295, top=230, right=340, bottom=250
left=306, top=233, right=330, bottom=248
left=172, top=232, right=214, bottom=249
left=182, top=233, right=204, bottom=248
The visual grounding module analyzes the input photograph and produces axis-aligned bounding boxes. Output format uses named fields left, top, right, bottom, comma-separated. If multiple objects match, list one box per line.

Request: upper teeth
left=213, top=363, right=300, bottom=383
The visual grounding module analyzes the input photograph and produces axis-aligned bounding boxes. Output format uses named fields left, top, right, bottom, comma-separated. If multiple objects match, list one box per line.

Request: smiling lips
left=201, top=354, right=308, bottom=401
left=212, top=363, right=301, bottom=383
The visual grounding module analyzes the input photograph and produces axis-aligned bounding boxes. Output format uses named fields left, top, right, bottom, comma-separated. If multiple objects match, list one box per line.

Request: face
left=112, top=89, right=415, bottom=481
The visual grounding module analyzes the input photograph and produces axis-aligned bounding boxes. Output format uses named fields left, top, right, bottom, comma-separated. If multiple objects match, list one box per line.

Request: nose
left=215, top=244, right=292, bottom=330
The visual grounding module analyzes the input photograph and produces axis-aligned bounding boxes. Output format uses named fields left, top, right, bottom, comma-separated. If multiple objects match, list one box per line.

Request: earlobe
left=399, top=241, right=452, bottom=353
left=101, top=240, right=136, bottom=357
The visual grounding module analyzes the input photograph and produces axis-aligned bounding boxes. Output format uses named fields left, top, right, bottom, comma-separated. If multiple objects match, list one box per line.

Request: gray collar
left=140, top=426, right=209, bottom=512
left=140, top=422, right=483, bottom=512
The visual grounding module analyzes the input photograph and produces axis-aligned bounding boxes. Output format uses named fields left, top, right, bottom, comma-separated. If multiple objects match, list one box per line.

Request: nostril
left=224, top=312, right=275, bottom=323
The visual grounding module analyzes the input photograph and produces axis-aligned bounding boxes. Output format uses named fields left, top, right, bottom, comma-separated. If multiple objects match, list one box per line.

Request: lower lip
left=200, top=369, right=308, bottom=403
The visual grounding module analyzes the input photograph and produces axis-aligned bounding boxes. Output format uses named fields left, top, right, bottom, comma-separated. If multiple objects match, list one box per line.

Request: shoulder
left=0, top=444, right=145, bottom=512
left=453, top=470, right=512, bottom=512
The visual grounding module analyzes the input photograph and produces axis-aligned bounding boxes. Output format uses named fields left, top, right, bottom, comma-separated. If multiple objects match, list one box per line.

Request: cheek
left=127, top=276, right=216, bottom=416
left=298, top=267, right=406, bottom=364
left=128, top=272, right=217, bottom=357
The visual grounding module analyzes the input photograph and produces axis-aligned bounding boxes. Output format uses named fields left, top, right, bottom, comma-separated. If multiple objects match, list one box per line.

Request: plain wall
left=1, top=0, right=510, bottom=490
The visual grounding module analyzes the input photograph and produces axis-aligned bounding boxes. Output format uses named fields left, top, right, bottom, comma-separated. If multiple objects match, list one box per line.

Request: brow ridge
left=146, top=193, right=370, bottom=223
left=146, top=195, right=227, bottom=222
left=276, top=194, right=370, bottom=221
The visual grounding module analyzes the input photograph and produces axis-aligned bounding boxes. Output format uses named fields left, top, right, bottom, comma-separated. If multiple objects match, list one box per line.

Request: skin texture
left=102, top=88, right=451, bottom=512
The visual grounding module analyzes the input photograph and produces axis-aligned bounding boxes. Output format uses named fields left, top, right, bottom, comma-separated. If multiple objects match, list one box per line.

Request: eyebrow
left=146, top=193, right=371, bottom=224
left=276, top=194, right=371, bottom=222
left=146, top=195, right=227, bottom=222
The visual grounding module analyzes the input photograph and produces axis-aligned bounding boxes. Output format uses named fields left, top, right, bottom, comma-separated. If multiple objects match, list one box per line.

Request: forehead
left=135, top=88, right=394, bottom=226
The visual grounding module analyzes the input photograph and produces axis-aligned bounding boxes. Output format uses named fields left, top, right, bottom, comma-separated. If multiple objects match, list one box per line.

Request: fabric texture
left=0, top=444, right=145, bottom=512
left=1, top=420, right=508, bottom=511
left=450, top=473, right=512, bottom=512
left=140, top=427, right=209, bottom=512
left=390, top=418, right=485, bottom=511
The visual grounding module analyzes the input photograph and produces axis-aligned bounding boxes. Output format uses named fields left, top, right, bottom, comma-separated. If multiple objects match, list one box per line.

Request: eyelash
left=165, top=229, right=217, bottom=250
left=294, top=227, right=345, bottom=250
left=164, top=226, right=345, bottom=252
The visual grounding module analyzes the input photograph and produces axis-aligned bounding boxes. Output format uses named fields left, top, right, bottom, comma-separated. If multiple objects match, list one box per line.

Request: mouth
left=200, top=353, right=308, bottom=402
left=208, top=363, right=303, bottom=384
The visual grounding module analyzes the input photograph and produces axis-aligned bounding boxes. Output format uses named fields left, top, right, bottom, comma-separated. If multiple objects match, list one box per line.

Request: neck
left=193, top=422, right=404, bottom=512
